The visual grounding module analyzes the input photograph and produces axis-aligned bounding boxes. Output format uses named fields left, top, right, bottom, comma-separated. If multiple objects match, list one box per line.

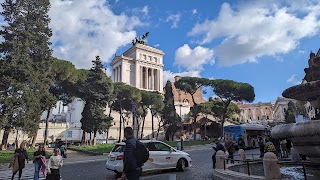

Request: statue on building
left=304, top=49, right=320, bottom=82
left=132, top=32, right=149, bottom=46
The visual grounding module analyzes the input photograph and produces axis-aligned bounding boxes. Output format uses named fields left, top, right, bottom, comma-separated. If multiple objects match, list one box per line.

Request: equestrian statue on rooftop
left=132, top=32, right=149, bottom=46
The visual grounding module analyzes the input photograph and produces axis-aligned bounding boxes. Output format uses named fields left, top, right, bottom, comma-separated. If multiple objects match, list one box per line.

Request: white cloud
left=287, top=74, right=297, bottom=83
left=298, top=50, right=307, bottom=54
left=286, top=74, right=302, bottom=85
left=49, top=0, right=143, bottom=69
left=174, top=44, right=214, bottom=71
left=192, top=9, right=197, bottom=15
left=188, top=2, right=320, bottom=66
left=166, top=13, right=181, bottom=29
left=163, top=70, right=201, bottom=85
left=142, top=5, right=149, bottom=16
left=154, top=44, right=160, bottom=47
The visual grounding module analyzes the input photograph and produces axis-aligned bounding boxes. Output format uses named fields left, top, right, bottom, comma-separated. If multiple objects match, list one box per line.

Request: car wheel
left=177, top=158, right=187, bottom=172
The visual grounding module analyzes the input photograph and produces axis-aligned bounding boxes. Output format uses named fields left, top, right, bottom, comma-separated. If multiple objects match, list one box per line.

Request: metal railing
left=220, top=153, right=320, bottom=179
left=220, top=153, right=263, bottom=176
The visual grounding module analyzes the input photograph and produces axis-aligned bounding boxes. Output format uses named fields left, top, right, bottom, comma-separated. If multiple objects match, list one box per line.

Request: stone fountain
left=271, top=49, right=320, bottom=163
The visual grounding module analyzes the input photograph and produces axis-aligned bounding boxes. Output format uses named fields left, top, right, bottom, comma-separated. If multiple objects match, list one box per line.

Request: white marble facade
left=110, top=43, right=164, bottom=92
left=0, top=43, right=166, bottom=145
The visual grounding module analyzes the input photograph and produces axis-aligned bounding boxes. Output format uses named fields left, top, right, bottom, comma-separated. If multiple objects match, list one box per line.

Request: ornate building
left=273, top=97, right=295, bottom=122
left=236, top=101, right=273, bottom=123
left=110, top=43, right=164, bottom=92
left=172, top=76, right=205, bottom=121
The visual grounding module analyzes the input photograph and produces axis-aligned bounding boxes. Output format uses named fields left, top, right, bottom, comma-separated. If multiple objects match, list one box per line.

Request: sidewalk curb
left=67, top=147, right=101, bottom=156
left=64, top=158, right=108, bottom=165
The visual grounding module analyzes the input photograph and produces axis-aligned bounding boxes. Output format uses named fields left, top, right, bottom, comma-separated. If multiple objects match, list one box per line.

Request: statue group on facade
left=132, top=32, right=149, bottom=46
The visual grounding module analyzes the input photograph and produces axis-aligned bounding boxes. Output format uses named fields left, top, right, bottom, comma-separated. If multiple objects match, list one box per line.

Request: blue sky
left=3, top=0, right=320, bottom=103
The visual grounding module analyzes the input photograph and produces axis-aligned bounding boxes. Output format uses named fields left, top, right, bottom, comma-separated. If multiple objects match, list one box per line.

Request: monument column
left=151, top=68, right=154, bottom=90
left=154, top=69, right=158, bottom=91
left=144, top=67, right=148, bottom=89
left=159, top=68, right=163, bottom=92
left=140, top=66, right=143, bottom=88
left=120, top=65, right=122, bottom=82
left=113, top=68, right=115, bottom=82
left=135, top=63, right=140, bottom=88
left=114, top=67, right=118, bottom=82
left=117, top=66, right=120, bottom=82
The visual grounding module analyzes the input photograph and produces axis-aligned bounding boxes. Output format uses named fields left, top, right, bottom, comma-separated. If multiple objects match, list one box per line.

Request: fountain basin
left=282, top=80, right=320, bottom=109
left=229, top=163, right=320, bottom=180
left=271, top=120, right=320, bottom=163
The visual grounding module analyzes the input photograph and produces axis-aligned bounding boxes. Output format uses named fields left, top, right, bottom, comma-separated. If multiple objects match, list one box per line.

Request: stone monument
left=271, top=49, right=320, bottom=163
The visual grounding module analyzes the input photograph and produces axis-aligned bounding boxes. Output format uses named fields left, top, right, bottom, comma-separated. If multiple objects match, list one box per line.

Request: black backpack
left=135, top=141, right=149, bottom=165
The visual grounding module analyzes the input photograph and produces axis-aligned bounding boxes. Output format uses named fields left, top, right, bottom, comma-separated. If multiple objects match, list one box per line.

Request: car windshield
left=112, top=145, right=125, bottom=152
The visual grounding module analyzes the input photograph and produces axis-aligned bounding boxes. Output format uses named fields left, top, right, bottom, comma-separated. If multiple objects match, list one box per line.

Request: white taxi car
left=105, top=140, right=192, bottom=174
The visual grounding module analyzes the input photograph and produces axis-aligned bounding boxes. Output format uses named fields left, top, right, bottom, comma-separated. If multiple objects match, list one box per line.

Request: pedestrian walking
left=280, top=139, right=288, bottom=158
left=225, top=137, right=235, bottom=164
left=264, top=138, right=277, bottom=155
left=46, top=148, right=63, bottom=180
left=60, top=144, right=66, bottom=158
left=34, top=144, right=47, bottom=180
left=258, top=136, right=265, bottom=158
left=212, top=138, right=226, bottom=169
left=120, top=127, right=143, bottom=180
left=11, top=142, right=29, bottom=180
left=237, top=135, right=245, bottom=150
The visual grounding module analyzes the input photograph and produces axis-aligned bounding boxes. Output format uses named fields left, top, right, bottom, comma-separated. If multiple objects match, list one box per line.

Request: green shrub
left=0, top=148, right=52, bottom=164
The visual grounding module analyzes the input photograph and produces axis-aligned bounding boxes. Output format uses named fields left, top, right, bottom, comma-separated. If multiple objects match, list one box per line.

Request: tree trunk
left=106, top=128, right=109, bottom=144
left=193, top=108, right=197, bottom=141
left=44, top=106, right=51, bottom=145
left=93, top=131, right=97, bottom=146
left=81, top=131, right=86, bottom=144
left=118, top=110, right=122, bottom=143
left=191, top=95, right=197, bottom=141
left=140, top=117, right=146, bottom=139
left=31, top=129, right=38, bottom=148
left=151, top=115, right=154, bottom=139
left=156, top=117, right=162, bottom=140
left=136, top=118, right=140, bottom=139
left=89, top=132, right=92, bottom=145
left=204, top=116, right=207, bottom=138
left=220, top=101, right=231, bottom=137
left=0, top=127, right=10, bottom=150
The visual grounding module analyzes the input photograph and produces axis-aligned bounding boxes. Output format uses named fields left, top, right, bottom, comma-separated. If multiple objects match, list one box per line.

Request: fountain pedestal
left=271, top=120, right=320, bottom=163
left=272, top=50, right=320, bottom=163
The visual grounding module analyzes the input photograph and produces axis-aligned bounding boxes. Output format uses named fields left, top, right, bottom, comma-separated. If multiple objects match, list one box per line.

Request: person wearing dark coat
left=212, top=139, right=226, bottom=169
left=12, top=143, right=29, bottom=180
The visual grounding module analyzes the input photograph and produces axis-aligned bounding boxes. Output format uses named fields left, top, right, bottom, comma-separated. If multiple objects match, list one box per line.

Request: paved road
left=0, top=146, right=260, bottom=180
left=60, top=147, right=215, bottom=180
left=59, top=147, right=261, bottom=180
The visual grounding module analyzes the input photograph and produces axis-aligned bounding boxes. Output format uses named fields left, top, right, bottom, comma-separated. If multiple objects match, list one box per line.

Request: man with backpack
left=121, top=127, right=148, bottom=180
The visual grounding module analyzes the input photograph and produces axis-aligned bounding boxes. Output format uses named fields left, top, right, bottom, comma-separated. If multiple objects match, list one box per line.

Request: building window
left=149, top=56, right=152, bottom=60
left=258, top=116, right=260, bottom=120
left=266, top=107, right=268, bottom=110
left=154, top=57, right=157, bottom=62
left=143, top=54, right=146, bottom=60
left=267, top=116, right=269, bottom=119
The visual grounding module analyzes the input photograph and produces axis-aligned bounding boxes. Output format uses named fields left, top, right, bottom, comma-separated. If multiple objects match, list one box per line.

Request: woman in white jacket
left=46, top=148, right=63, bottom=180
